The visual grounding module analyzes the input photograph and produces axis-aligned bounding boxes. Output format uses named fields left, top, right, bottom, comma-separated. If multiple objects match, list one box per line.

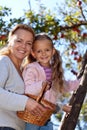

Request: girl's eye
left=35, top=49, right=51, bottom=53
left=46, top=49, right=50, bottom=51
left=37, top=50, right=41, bottom=53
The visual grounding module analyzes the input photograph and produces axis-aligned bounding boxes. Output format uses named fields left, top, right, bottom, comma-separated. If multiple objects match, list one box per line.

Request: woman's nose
left=22, top=43, right=26, bottom=48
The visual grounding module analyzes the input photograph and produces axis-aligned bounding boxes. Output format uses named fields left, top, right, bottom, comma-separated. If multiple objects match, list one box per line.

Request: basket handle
left=36, top=82, right=48, bottom=103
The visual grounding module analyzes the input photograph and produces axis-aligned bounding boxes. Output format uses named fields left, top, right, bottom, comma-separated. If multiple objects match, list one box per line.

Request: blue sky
left=0, top=0, right=64, bottom=18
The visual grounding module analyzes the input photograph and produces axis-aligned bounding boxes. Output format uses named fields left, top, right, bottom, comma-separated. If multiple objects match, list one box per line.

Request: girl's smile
left=32, top=39, right=55, bottom=67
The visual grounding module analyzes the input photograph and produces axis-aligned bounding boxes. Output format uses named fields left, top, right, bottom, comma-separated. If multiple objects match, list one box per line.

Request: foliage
left=24, top=0, right=87, bottom=77
left=0, top=0, right=87, bottom=75
left=0, top=6, right=25, bottom=46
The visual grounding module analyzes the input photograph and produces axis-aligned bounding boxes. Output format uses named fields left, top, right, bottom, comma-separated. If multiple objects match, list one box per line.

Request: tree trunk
left=59, top=64, right=87, bottom=130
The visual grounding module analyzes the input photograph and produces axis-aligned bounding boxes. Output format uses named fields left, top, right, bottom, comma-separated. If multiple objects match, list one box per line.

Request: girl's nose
left=42, top=51, right=46, bottom=55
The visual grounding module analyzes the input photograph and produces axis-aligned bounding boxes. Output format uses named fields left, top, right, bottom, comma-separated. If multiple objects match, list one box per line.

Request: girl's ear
left=31, top=50, right=36, bottom=58
left=53, top=48, right=56, bottom=55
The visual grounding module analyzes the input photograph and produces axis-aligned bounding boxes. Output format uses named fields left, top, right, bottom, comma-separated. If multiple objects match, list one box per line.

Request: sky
left=0, top=0, right=64, bottom=18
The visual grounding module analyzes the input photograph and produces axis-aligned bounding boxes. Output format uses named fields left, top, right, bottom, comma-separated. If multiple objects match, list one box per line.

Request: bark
left=59, top=64, right=87, bottom=130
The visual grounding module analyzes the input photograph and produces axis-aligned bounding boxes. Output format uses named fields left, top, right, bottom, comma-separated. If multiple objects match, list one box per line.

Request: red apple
left=77, top=0, right=82, bottom=6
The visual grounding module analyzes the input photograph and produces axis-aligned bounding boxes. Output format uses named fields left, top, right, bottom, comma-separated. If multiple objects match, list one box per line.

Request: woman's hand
left=25, top=98, right=47, bottom=116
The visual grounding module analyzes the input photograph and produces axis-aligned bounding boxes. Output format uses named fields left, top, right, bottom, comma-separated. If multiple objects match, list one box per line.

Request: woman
left=0, top=24, right=47, bottom=130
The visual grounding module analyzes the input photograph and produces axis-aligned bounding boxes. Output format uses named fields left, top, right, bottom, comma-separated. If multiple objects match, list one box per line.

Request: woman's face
left=9, top=29, right=34, bottom=61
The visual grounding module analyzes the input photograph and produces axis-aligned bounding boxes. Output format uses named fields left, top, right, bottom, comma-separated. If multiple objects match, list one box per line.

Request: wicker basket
left=17, top=84, right=56, bottom=126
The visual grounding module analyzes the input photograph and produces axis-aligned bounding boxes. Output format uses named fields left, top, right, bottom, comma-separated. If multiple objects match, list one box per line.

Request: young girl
left=22, top=33, right=79, bottom=130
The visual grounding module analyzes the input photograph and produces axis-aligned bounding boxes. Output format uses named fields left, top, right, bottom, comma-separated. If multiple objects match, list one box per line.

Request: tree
left=0, top=0, right=87, bottom=129
left=59, top=51, right=87, bottom=130
left=24, top=0, right=87, bottom=76
left=0, top=6, right=25, bottom=46
left=1, top=0, right=87, bottom=74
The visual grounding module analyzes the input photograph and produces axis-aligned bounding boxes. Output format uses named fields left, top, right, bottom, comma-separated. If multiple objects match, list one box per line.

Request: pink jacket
left=23, top=62, right=80, bottom=104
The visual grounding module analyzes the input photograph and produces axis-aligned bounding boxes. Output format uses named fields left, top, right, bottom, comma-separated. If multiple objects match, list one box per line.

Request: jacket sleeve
left=23, top=65, right=44, bottom=95
left=64, top=79, right=80, bottom=92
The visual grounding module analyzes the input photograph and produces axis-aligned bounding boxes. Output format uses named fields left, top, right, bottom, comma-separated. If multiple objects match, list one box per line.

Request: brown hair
left=27, top=33, right=65, bottom=93
left=0, top=24, right=35, bottom=56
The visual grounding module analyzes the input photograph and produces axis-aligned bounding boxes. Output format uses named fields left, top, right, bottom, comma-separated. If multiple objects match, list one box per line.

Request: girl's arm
left=64, top=79, right=80, bottom=92
left=23, top=65, right=44, bottom=95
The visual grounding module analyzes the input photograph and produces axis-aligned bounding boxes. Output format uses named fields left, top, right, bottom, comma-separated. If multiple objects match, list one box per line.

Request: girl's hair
left=51, top=48, right=64, bottom=93
left=27, top=33, right=65, bottom=93
left=0, top=24, right=35, bottom=56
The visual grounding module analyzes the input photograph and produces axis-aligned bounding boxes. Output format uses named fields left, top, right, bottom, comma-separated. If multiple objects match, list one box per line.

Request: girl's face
left=9, top=29, right=34, bottom=61
left=32, top=39, right=55, bottom=67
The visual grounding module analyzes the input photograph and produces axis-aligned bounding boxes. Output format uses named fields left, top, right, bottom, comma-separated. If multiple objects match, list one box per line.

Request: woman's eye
left=17, top=40, right=21, bottom=42
left=15, top=39, right=22, bottom=43
left=27, top=42, right=32, bottom=46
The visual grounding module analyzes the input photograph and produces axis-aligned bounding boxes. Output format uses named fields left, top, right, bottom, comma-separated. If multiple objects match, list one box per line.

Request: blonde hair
left=27, top=33, right=65, bottom=93
left=0, top=24, right=35, bottom=56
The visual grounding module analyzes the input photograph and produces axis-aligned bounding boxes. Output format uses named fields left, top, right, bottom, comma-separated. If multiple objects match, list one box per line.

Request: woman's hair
left=27, top=33, right=65, bottom=93
left=0, top=24, right=35, bottom=56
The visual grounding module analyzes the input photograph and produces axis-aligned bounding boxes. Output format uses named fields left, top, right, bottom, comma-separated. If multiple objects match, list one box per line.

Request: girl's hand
left=62, top=104, right=72, bottom=114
